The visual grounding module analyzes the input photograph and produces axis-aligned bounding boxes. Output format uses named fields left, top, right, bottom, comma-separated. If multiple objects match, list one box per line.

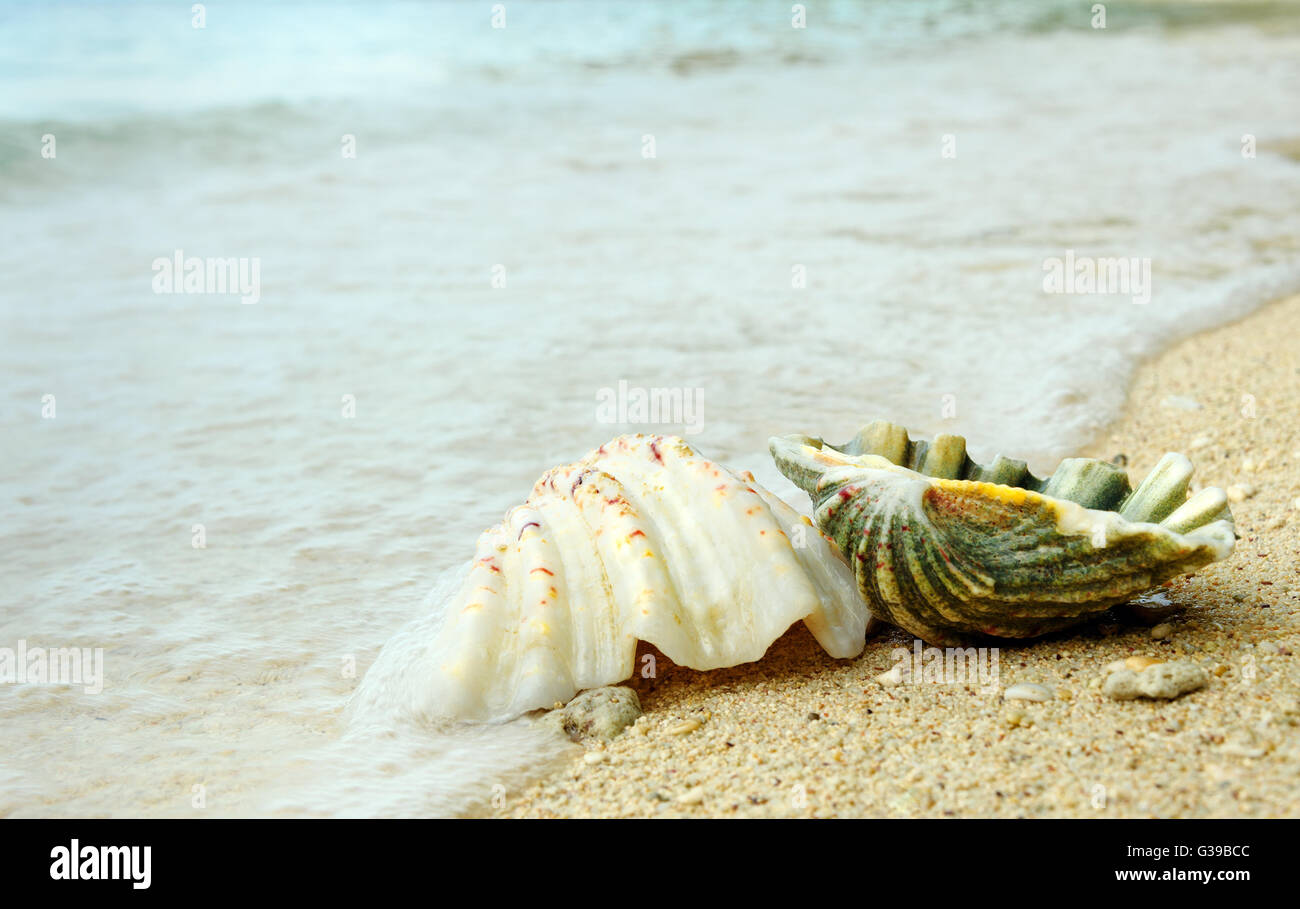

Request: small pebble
left=549, top=686, right=643, bottom=742
left=1219, top=731, right=1268, bottom=759
left=1226, top=484, right=1256, bottom=503
left=875, top=666, right=904, bottom=687
left=1161, top=395, right=1202, bottom=411
left=1188, top=434, right=1214, bottom=450
left=1004, top=682, right=1053, bottom=702
left=583, top=751, right=606, bottom=765
left=1103, top=659, right=1208, bottom=701
left=1150, top=623, right=1174, bottom=640
left=667, top=719, right=702, bottom=736
left=677, top=788, right=705, bottom=805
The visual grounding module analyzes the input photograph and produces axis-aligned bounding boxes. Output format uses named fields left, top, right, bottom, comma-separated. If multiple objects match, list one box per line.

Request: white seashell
left=406, top=435, right=869, bottom=721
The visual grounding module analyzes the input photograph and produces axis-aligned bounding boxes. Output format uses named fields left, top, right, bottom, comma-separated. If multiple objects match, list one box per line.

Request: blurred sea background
left=2, top=0, right=1300, bottom=815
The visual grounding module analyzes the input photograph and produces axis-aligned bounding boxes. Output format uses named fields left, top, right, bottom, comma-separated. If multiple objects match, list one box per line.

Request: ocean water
left=2, top=0, right=1300, bottom=816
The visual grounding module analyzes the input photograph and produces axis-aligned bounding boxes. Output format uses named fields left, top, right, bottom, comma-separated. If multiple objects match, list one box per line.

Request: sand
left=497, top=295, right=1300, bottom=819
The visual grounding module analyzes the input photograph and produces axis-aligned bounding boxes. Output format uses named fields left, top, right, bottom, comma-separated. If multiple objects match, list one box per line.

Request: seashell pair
left=770, top=420, right=1236, bottom=646
left=394, top=424, right=1235, bottom=721
left=414, top=434, right=868, bottom=721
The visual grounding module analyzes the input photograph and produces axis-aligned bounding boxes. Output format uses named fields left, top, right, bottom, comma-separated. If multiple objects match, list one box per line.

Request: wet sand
left=499, top=294, right=1300, bottom=818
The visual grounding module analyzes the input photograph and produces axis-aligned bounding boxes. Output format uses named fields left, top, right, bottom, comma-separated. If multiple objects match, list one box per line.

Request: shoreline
left=496, top=294, right=1300, bottom=819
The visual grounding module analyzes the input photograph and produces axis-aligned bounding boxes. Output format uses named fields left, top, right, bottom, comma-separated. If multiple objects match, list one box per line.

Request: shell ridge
left=748, top=483, right=871, bottom=658
left=596, top=439, right=712, bottom=668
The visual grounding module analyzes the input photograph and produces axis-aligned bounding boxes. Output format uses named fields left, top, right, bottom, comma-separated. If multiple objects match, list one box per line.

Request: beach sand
left=498, top=295, right=1300, bottom=819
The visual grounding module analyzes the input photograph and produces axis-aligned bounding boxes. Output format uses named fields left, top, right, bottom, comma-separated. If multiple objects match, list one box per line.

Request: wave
left=5, top=1, right=1300, bottom=125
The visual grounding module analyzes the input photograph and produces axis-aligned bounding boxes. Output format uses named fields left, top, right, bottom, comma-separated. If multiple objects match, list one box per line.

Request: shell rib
left=770, top=421, right=1235, bottom=646
left=420, top=435, right=868, bottom=721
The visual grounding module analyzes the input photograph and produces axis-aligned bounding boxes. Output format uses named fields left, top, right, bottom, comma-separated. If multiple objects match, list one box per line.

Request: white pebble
left=1150, top=623, right=1174, bottom=640
left=677, top=788, right=705, bottom=805
left=1227, top=484, right=1256, bottom=503
left=875, top=666, right=904, bottom=687
left=1004, top=682, right=1053, bottom=702
left=1103, top=659, right=1207, bottom=700
left=1161, top=395, right=1202, bottom=411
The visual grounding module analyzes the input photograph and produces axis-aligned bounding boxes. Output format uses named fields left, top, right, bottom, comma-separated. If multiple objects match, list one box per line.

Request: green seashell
left=770, top=421, right=1236, bottom=646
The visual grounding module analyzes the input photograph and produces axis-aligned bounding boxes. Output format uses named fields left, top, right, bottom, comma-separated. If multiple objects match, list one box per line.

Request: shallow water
left=2, top=1, right=1300, bottom=816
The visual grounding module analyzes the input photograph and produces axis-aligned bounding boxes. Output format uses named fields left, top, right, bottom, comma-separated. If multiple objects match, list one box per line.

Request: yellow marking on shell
left=932, top=477, right=1103, bottom=539
left=462, top=603, right=484, bottom=613
left=806, top=446, right=888, bottom=469
left=933, top=477, right=1032, bottom=507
